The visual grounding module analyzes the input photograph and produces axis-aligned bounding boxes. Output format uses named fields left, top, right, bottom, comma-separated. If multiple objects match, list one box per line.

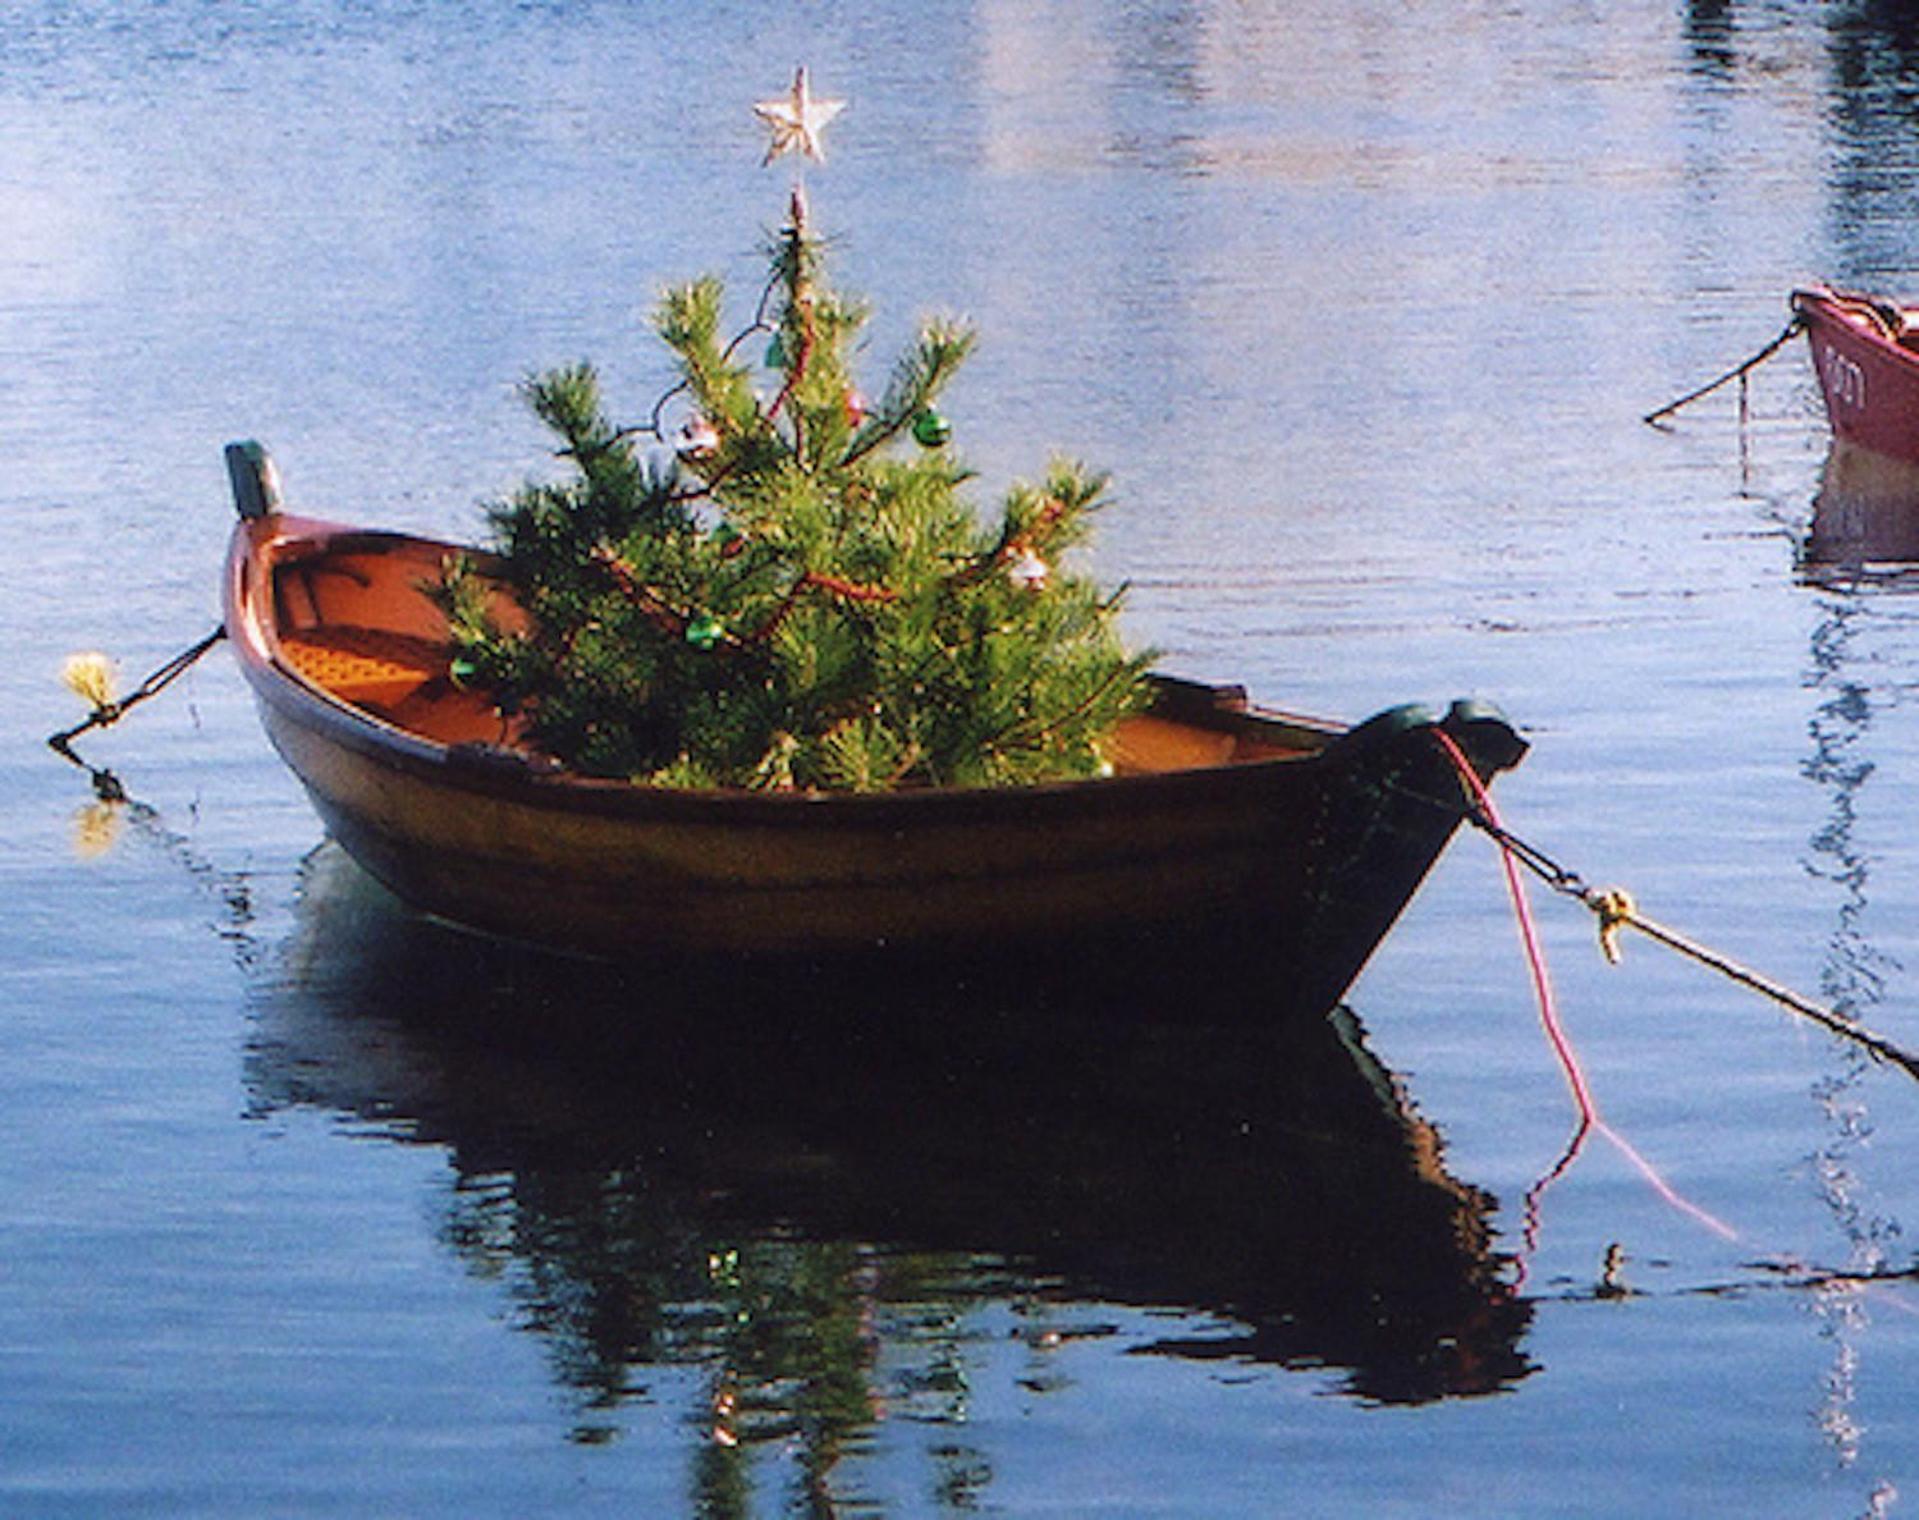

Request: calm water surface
left=9, top=3, right=1919, bottom=1514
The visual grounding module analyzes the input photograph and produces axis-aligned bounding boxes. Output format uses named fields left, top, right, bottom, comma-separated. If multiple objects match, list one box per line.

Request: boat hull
left=1795, top=287, right=1919, bottom=466
left=225, top=511, right=1525, bottom=1021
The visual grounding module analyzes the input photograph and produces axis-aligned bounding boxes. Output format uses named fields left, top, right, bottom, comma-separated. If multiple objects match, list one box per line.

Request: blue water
left=9, top=3, right=1919, bottom=1514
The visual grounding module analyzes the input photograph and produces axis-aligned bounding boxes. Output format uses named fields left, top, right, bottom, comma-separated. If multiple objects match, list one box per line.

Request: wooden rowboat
left=1794, top=286, right=1919, bottom=466
left=222, top=442, right=1525, bottom=1021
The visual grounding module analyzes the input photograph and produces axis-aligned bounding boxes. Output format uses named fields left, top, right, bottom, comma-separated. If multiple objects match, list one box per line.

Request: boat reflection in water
left=1804, top=440, right=1919, bottom=575
left=246, top=848, right=1532, bottom=1486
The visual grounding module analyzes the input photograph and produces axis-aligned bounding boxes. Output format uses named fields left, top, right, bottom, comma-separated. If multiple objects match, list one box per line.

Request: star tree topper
left=755, top=67, right=845, bottom=165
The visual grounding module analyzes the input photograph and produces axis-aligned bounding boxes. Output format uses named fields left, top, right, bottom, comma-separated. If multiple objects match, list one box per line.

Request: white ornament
left=1006, top=546, right=1050, bottom=592
left=754, top=67, right=845, bottom=166
left=675, top=418, right=720, bottom=460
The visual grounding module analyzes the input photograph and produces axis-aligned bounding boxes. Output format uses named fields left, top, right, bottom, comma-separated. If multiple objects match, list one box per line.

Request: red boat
left=1793, top=287, right=1919, bottom=465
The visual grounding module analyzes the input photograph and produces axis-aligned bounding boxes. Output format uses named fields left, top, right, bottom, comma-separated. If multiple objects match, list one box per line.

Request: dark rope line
left=1454, top=797, right=1919, bottom=1085
left=47, top=624, right=227, bottom=783
left=1643, top=315, right=1804, bottom=428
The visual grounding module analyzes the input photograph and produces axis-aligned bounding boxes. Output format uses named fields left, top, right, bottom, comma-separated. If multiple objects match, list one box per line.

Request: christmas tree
left=434, top=70, right=1152, bottom=792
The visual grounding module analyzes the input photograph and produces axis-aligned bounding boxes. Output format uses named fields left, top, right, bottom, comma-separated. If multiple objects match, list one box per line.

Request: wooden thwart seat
left=279, top=626, right=447, bottom=708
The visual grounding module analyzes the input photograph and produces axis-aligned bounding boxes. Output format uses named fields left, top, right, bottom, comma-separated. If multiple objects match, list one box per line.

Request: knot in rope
left=1590, top=888, right=1637, bottom=965
left=1432, top=728, right=1919, bottom=1086
left=47, top=625, right=226, bottom=792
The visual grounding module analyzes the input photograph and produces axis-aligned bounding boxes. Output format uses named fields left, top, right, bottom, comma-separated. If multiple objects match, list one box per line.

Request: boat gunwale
left=1794, top=286, right=1919, bottom=366
left=224, top=513, right=1393, bottom=831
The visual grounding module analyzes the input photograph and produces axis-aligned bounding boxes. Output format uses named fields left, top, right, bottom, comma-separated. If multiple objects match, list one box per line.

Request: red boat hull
left=1794, top=287, right=1919, bottom=466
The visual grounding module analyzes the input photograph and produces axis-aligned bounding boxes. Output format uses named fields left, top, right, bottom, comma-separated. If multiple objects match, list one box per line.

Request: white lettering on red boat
left=1819, top=343, right=1867, bottom=411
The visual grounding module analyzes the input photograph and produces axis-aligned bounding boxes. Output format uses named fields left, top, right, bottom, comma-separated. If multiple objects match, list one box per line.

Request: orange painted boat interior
left=263, top=531, right=1320, bottom=774
left=269, top=536, right=523, bottom=749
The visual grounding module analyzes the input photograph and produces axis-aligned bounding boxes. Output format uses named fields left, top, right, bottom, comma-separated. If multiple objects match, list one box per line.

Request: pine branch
left=443, top=194, right=1149, bottom=792
left=840, top=318, right=976, bottom=466
left=590, top=544, right=691, bottom=638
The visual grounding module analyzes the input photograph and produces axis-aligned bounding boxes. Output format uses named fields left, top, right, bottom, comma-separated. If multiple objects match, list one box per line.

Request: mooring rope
left=1642, top=314, right=1805, bottom=427
left=1432, top=732, right=1919, bottom=1085
left=46, top=624, right=227, bottom=796
left=1432, top=734, right=1597, bottom=1121
left=1431, top=731, right=1740, bottom=1254
left=1431, top=737, right=1919, bottom=1320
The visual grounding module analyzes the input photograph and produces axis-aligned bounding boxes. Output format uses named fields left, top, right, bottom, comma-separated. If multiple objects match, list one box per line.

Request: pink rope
left=1431, top=731, right=1738, bottom=1247
left=1434, top=731, right=1919, bottom=1320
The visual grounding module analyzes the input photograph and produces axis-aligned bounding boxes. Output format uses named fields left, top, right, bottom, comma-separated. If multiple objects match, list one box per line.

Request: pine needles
left=432, top=193, right=1152, bottom=791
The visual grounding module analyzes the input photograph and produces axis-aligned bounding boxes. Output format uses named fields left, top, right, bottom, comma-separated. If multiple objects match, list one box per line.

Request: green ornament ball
left=911, top=408, right=952, bottom=448
left=684, top=613, right=726, bottom=651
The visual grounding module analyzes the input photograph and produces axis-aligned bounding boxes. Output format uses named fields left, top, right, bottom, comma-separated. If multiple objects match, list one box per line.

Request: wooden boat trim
left=220, top=464, right=1526, bottom=993
left=226, top=511, right=1441, bottom=827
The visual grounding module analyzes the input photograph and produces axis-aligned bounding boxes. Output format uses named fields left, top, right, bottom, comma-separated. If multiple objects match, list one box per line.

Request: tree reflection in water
left=247, top=847, right=1533, bottom=1512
